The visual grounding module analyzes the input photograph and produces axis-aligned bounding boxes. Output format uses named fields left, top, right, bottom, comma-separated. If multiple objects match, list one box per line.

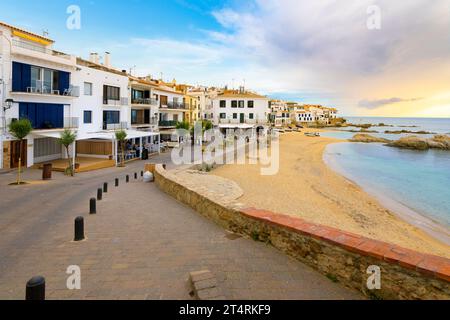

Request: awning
left=34, top=130, right=160, bottom=141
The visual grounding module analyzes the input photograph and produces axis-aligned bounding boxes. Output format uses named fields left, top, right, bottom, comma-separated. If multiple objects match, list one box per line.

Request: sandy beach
left=212, top=130, right=450, bottom=258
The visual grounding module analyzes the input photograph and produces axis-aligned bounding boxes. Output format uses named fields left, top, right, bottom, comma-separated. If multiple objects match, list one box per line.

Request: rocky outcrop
left=349, top=134, right=391, bottom=143
left=384, top=130, right=434, bottom=135
left=387, top=135, right=450, bottom=150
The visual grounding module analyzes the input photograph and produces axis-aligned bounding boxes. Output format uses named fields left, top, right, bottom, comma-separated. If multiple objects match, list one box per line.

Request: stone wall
left=154, top=164, right=450, bottom=300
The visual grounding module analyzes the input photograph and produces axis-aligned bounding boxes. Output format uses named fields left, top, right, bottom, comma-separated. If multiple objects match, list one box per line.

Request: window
left=238, top=101, right=245, bottom=108
left=103, top=110, right=120, bottom=124
left=103, top=85, right=120, bottom=101
left=83, top=111, right=92, bottom=124
left=248, top=101, right=254, bottom=108
left=249, top=113, right=254, bottom=119
left=31, top=66, right=59, bottom=93
left=233, top=113, right=238, bottom=119
left=220, top=100, right=226, bottom=108
left=231, top=101, right=238, bottom=108
left=220, top=113, right=226, bottom=119
left=84, top=82, right=93, bottom=96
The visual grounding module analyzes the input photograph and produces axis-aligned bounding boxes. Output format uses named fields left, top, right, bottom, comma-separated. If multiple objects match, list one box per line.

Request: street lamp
left=3, top=98, right=14, bottom=112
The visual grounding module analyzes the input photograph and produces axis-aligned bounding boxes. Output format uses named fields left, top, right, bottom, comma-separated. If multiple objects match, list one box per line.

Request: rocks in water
left=349, top=134, right=391, bottom=143
left=387, top=135, right=450, bottom=150
left=384, top=130, right=434, bottom=135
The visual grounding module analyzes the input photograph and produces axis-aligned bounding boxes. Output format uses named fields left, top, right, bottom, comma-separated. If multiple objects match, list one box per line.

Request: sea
left=322, top=117, right=450, bottom=244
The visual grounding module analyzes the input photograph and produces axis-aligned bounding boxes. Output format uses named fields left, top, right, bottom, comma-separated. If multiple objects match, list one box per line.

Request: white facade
left=211, top=92, right=270, bottom=127
left=153, top=86, right=186, bottom=127
left=0, top=23, right=78, bottom=168
left=72, top=59, right=130, bottom=134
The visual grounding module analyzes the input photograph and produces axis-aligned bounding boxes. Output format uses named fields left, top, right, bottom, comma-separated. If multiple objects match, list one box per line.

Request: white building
left=270, top=100, right=291, bottom=127
left=211, top=88, right=270, bottom=132
left=0, top=21, right=79, bottom=169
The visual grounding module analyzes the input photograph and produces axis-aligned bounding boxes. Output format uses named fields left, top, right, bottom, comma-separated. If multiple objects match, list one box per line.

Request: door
left=10, top=140, right=27, bottom=169
left=240, top=113, right=245, bottom=123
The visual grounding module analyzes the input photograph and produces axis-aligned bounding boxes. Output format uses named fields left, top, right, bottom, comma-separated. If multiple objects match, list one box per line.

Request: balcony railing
left=64, top=117, right=79, bottom=129
left=159, top=120, right=179, bottom=127
left=219, top=118, right=267, bottom=125
left=131, top=98, right=158, bottom=106
left=160, top=102, right=188, bottom=110
left=12, top=39, right=73, bottom=60
left=131, top=119, right=158, bottom=126
left=103, top=97, right=129, bottom=106
left=20, top=84, right=80, bottom=97
left=103, top=121, right=129, bottom=131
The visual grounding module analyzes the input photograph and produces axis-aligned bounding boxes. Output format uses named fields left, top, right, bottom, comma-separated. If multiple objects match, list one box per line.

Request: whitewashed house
left=0, top=21, right=79, bottom=169
left=211, top=88, right=270, bottom=133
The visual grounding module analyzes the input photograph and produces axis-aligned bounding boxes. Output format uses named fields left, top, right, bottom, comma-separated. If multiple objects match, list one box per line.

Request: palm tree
left=58, top=129, right=77, bottom=176
left=8, top=119, right=32, bottom=185
left=115, top=130, right=127, bottom=167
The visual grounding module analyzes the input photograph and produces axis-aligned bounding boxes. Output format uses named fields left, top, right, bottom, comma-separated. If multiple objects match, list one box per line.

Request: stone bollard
left=74, top=217, right=85, bottom=241
left=103, top=182, right=108, bottom=193
left=26, top=276, right=45, bottom=300
left=97, top=188, right=103, bottom=201
left=115, top=178, right=119, bottom=187
left=90, top=198, right=96, bottom=214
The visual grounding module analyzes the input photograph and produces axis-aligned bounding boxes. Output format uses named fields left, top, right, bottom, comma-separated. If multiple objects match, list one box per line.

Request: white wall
left=212, top=97, right=269, bottom=124
left=72, top=64, right=130, bottom=134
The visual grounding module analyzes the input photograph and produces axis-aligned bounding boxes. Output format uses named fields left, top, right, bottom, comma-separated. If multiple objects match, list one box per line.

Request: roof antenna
left=42, top=29, right=49, bottom=37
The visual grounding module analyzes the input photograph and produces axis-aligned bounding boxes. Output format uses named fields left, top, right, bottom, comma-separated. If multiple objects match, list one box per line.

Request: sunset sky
left=1, top=0, right=449, bottom=117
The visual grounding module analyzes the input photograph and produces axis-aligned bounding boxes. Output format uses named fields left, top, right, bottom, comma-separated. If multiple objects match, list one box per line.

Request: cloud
left=358, top=97, right=422, bottom=109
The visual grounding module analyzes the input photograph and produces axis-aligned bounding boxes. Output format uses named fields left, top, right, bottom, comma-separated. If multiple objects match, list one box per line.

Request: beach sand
left=212, top=130, right=450, bottom=258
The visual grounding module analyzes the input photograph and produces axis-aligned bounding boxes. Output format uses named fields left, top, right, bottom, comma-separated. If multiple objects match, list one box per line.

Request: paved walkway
left=0, top=154, right=362, bottom=300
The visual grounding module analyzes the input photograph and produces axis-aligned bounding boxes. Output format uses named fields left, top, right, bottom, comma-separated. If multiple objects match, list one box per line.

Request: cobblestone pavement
left=0, top=154, right=363, bottom=300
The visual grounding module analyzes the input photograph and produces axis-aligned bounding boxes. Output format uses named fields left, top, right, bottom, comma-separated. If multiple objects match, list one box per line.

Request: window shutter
left=58, top=71, right=70, bottom=94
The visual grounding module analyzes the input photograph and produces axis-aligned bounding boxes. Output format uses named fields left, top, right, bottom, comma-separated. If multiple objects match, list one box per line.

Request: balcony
left=103, top=122, right=130, bottom=131
left=103, top=97, right=129, bottom=106
left=131, top=98, right=158, bottom=106
left=160, top=102, right=188, bottom=110
left=158, top=120, right=179, bottom=128
left=13, top=84, right=80, bottom=97
left=63, top=117, right=79, bottom=129
left=219, top=118, right=267, bottom=125
left=131, top=119, right=158, bottom=127
left=11, top=39, right=76, bottom=67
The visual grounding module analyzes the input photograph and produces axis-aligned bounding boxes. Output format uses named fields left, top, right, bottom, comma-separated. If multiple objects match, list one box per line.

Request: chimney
left=104, top=52, right=111, bottom=68
left=89, top=53, right=99, bottom=64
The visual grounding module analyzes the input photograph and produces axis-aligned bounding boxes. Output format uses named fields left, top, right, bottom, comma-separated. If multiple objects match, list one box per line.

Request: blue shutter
left=58, top=71, right=70, bottom=94
left=21, top=64, right=31, bottom=92
left=12, top=62, right=22, bottom=92
left=55, top=104, right=64, bottom=128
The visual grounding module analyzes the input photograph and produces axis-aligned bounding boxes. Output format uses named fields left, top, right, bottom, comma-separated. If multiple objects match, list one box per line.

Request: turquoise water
left=323, top=117, right=450, bottom=242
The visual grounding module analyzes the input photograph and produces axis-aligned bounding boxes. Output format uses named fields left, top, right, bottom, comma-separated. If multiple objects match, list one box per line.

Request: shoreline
left=211, top=130, right=450, bottom=258
left=323, top=144, right=450, bottom=246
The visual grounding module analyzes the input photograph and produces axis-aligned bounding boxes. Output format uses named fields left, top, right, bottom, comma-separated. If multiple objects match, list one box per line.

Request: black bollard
left=134, top=172, right=137, bottom=180
left=141, top=171, right=143, bottom=177
left=97, top=188, right=103, bottom=201
left=115, top=178, right=119, bottom=187
left=103, top=182, right=108, bottom=193
left=126, top=175, right=129, bottom=183
left=26, top=276, right=45, bottom=300
left=90, top=198, right=96, bottom=214
left=74, top=216, right=84, bottom=241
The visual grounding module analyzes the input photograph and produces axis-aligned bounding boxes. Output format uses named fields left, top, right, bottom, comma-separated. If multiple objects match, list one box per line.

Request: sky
left=1, top=0, right=450, bottom=117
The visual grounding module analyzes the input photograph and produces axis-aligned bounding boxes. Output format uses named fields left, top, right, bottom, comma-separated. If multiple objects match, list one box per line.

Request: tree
left=58, top=129, right=77, bottom=176
left=202, top=120, right=213, bottom=131
left=115, top=130, right=127, bottom=167
left=8, top=119, right=33, bottom=185
left=176, top=121, right=190, bottom=130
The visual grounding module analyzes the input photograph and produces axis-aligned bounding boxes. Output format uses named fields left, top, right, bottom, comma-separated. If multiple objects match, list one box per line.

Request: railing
left=219, top=118, right=268, bottom=125
left=21, top=84, right=80, bottom=97
left=64, top=117, right=79, bottom=129
left=103, top=121, right=129, bottom=131
left=159, top=120, right=178, bottom=127
left=131, top=119, right=158, bottom=126
left=12, top=39, right=72, bottom=60
left=131, top=98, right=158, bottom=106
left=160, top=102, right=188, bottom=110
left=103, top=97, right=129, bottom=106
